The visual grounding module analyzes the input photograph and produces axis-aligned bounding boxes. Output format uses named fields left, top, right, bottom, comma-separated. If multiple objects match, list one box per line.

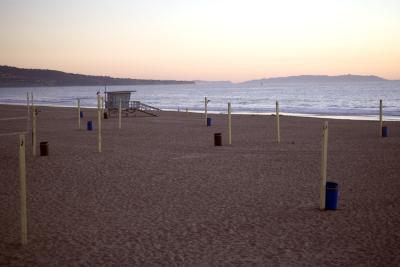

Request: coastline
left=2, top=103, right=399, bottom=121
left=1, top=104, right=399, bottom=265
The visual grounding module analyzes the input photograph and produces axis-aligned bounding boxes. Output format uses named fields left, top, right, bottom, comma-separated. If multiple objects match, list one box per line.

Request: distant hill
left=194, top=80, right=233, bottom=85
left=240, top=74, right=388, bottom=85
left=0, top=66, right=194, bottom=87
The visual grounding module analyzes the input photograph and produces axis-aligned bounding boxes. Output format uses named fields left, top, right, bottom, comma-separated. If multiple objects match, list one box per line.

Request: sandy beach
left=0, top=104, right=399, bottom=266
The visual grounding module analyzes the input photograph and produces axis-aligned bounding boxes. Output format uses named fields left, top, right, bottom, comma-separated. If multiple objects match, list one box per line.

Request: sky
left=0, top=0, right=399, bottom=82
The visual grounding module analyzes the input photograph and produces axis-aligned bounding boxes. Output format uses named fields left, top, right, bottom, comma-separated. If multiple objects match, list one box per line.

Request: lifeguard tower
left=105, top=90, right=160, bottom=117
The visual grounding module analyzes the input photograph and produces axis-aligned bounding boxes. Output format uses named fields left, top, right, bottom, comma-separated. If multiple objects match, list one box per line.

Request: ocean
left=0, top=81, right=399, bottom=120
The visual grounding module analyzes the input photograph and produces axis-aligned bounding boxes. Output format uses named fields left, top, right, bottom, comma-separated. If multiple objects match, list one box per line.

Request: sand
left=0, top=104, right=399, bottom=266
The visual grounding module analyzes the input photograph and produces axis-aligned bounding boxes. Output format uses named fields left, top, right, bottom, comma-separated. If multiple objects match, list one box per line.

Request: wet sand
left=0, top=104, right=399, bottom=266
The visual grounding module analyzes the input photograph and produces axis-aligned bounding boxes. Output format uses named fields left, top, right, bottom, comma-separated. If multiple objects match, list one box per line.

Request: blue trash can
left=325, top=182, right=339, bottom=210
left=87, top=120, right=93, bottom=131
left=80, top=111, right=83, bottom=118
left=382, top=126, right=388, bottom=137
left=207, top=117, right=212, bottom=126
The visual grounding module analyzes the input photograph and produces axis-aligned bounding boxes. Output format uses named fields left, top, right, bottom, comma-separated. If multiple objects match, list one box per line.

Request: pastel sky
left=1, top=0, right=399, bottom=82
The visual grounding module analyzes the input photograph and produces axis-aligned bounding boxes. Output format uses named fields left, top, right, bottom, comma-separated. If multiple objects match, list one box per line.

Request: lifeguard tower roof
left=106, top=90, right=136, bottom=94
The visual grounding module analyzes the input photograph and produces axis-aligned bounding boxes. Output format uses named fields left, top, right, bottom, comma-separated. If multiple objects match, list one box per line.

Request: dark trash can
left=207, top=117, right=212, bottom=126
left=382, top=126, right=388, bottom=137
left=325, top=182, right=339, bottom=210
left=104, top=112, right=108, bottom=119
left=214, top=133, right=222, bottom=146
left=40, top=141, right=48, bottom=156
left=87, top=120, right=93, bottom=131
left=80, top=111, right=83, bottom=118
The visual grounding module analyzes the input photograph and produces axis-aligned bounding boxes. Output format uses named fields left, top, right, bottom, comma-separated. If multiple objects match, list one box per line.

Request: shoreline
left=1, top=103, right=399, bottom=122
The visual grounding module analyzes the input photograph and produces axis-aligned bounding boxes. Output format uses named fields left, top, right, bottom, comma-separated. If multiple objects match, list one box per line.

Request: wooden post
left=320, top=121, right=329, bottom=210
left=379, top=99, right=383, bottom=137
left=276, top=101, right=280, bottom=143
left=228, top=102, right=232, bottom=145
left=205, top=97, right=208, bottom=126
left=186, top=108, right=188, bottom=117
left=119, top=98, right=122, bottom=129
left=26, top=93, right=30, bottom=132
left=78, top=99, right=81, bottom=130
left=31, top=92, right=34, bottom=135
left=32, top=106, right=37, bottom=157
left=98, top=95, right=102, bottom=152
left=101, top=96, right=105, bottom=115
left=19, top=134, right=28, bottom=245
left=26, top=92, right=30, bottom=120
